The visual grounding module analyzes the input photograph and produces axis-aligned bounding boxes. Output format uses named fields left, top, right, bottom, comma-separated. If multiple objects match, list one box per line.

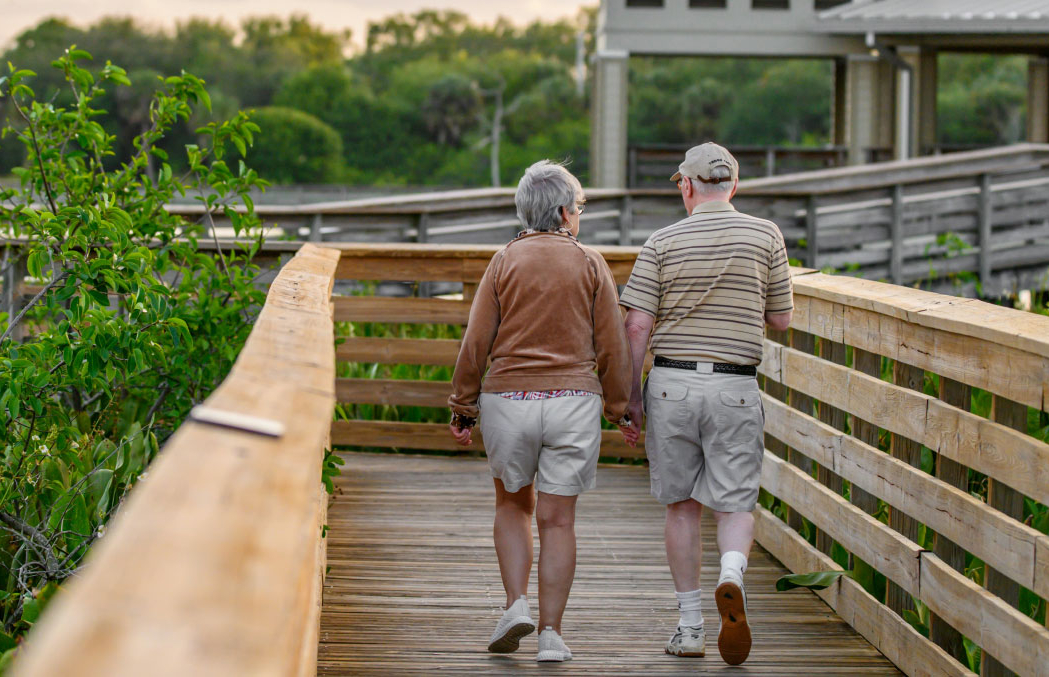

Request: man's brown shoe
left=715, top=580, right=751, bottom=665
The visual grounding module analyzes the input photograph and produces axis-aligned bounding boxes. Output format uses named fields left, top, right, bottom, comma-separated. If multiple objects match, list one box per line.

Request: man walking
left=619, top=143, right=793, bottom=665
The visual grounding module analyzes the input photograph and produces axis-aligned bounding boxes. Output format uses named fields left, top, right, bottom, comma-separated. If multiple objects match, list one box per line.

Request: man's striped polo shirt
left=619, top=200, right=794, bottom=366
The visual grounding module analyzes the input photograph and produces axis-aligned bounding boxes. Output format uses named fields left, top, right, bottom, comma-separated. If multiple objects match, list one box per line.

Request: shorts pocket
left=716, top=391, right=762, bottom=446
left=647, top=383, right=689, bottom=429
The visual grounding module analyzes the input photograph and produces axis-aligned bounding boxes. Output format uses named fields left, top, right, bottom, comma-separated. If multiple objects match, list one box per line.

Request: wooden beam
left=336, top=378, right=449, bottom=408
left=12, top=243, right=341, bottom=677
left=766, top=339, right=1049, bottom=506
left=330, top=420, right=645, bottom=459
left=336, top=337, right=461, bottom=366
left=754, top=507, right=975, bottom=677
left=761, top=394, right=1048, bottom=601
left=921, top=553, right=1049, bottom=677
left=332, top=296, right=471, bottom=324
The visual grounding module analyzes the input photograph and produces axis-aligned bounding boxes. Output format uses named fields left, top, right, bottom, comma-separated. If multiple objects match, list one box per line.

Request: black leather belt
left=653, top=356, right=757, bottom=376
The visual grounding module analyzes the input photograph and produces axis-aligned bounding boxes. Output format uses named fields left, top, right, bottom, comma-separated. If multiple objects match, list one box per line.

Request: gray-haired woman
left=448, top=160, right=634, bottom=662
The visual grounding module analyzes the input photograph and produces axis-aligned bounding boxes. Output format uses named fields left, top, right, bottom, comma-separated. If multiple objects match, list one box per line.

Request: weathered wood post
left=890, top=183, right=904, bottom=285
left=805, top=195, right=819, bottom=268
left=977, top=173, right=993, bottom=295
left=308, top=213, right=323, bottom=242
left=618, top=194, right=633, bottom=246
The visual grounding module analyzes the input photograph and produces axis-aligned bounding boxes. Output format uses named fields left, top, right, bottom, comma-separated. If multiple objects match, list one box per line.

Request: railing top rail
left=12, top=243, right=341, bottom=677
left=790, top=270, right=1049, bottom=360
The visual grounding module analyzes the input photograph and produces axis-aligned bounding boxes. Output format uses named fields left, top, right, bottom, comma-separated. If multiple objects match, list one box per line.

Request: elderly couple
left=447, top=143, right=794, bottom=665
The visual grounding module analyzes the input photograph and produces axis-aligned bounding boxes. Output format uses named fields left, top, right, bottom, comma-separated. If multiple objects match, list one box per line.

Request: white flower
left=31, top=435, right=39, bottom=441
left=138, top=471, right=149, bottom=481
left=96, top=524, right=107, bottom=538
left=39, top=445, right=50, bottom=457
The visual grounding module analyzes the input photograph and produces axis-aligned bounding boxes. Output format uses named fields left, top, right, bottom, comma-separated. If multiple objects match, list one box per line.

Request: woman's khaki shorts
left=643, top=366, right=765, bottom=512
left=478, top=393, right=602, bottom=496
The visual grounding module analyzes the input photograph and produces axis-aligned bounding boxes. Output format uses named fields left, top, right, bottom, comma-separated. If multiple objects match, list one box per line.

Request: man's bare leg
left=712, top=509, right=754, bottom=665
left=665, top=498, right=704, bottom=591
left=493, top=479, right=535, bottom=608
left=535, top=492, right=578, bottom=633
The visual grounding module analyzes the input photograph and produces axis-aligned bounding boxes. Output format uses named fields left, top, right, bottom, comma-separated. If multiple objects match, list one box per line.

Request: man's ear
left=729, top=178, right=739, bottom=200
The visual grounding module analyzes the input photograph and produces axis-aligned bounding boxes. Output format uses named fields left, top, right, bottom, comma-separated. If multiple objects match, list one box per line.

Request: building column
left=832, top=57, right=848, bottom=147
left=1028, top=57, right=1049, bottom=143
left=845, top=55, right=880, bottom=165
left=590, top=49, right=629, bottom=188
left=898, top=46, right=938, bottom=156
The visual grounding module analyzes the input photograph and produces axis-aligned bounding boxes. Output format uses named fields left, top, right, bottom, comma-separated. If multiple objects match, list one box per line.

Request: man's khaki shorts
left=643, top=365, right=765, bottom=511
left=478, top=393, right=602, bottom=496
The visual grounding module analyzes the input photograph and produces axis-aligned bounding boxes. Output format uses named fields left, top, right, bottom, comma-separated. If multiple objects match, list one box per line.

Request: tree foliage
left=0, top=48, right=265, bottom=657
left=239, top=107, right=343, bottom=184
left=0, top=12, right=1036, bottom=188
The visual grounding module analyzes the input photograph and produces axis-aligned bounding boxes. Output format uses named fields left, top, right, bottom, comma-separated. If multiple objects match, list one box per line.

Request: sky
left=1, top=0, right=592, bottom=52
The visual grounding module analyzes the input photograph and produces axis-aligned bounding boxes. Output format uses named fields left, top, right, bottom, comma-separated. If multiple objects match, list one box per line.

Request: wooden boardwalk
left=318, top=453, right=901, bottom=675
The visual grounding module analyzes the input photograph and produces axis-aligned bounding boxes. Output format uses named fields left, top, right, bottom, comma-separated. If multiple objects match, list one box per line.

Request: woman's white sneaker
left=488, top=597, right=535, bottom=653
left=665, top=624, right=706, bottom=657
left=536, top=626, right=572, bottom=662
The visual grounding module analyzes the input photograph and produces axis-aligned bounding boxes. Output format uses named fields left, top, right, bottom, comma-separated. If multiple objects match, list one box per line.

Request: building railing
left=330, top=243, right=1049, bottom=677
left=12, top=244, right=340, bottom=676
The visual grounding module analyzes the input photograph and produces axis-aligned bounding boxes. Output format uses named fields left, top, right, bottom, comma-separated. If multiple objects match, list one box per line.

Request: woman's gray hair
left=514, top=160, right=583, bottom=232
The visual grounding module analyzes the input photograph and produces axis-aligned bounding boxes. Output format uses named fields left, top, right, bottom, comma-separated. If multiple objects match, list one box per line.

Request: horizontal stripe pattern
left=619, top=203, right=793, bottom=365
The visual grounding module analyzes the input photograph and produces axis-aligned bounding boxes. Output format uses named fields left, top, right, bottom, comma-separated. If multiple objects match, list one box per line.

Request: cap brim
left=669, top=171, right=682, bottom=182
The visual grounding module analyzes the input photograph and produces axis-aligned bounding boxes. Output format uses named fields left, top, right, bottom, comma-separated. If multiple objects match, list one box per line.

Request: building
left=592, top=0, right=1049, bottom=186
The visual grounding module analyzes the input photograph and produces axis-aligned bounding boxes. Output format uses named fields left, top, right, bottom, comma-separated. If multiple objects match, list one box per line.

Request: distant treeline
left=0, top=11, right=1031, bottom=186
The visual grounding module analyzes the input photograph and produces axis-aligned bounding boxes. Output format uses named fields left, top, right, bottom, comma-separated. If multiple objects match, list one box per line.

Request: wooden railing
left=331, top=244, right=1049, bottom=677
left=151, top=145, right=1049, bottom=298
left=12, top=244, right=340, bottom=676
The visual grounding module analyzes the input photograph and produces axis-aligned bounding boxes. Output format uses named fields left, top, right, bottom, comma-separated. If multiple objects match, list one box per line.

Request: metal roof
left=817, top=0, right=1049, bottom=34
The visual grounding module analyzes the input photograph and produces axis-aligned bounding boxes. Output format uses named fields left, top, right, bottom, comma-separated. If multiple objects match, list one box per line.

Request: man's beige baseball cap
left=669, top=142, right=739, bottom=184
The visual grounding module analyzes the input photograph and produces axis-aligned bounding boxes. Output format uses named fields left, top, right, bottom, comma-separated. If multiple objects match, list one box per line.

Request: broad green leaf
left=775, top=570, right=854, bottom=592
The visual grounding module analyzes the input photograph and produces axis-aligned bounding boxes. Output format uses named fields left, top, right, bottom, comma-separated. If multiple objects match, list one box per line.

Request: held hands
left=619, top=399, right=644, bottom=447
left=449, top=423, right=473, bottom=446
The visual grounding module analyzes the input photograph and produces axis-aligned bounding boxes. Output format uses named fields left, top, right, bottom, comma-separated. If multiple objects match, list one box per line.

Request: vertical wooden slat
left=978, top=173, right=993, bottom=292
left=981, top=395, right=1027, bottom=677
left=890, top=184, right=904, bottom=285
left=930, top=376, right=971, bottom=664
left=619, top=195, right=634, bottom=246
left=787, top=329, right=816, bottom=534
left=816, top=339, right=847, bottom=556
left=849, top=348, right=882, bottom=516
left=805, top=196, right=819, bottom=268
left=886, top=360, right=924, bottom=618
left=764, top=328, right=790, bottom=462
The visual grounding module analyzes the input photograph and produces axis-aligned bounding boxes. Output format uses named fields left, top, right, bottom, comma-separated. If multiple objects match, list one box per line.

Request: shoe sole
left=487, top=618, right=535, bottom=653
left=665, top=647, right=706, bottom=657
left=715, top=581, right=751, bottom=666
left=536, top=650, right=571, bottom=662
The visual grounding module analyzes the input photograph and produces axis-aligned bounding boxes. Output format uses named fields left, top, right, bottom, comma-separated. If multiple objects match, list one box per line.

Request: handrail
left=12, top=243, right=341, bottom=676
left=326, top=242, right=1049, bottom=676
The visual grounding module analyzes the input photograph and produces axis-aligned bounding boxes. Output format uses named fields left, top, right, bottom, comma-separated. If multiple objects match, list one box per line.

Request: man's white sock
left=720, top=550, right=748, bottom=583
left=675, top=588, right=703, bottom=628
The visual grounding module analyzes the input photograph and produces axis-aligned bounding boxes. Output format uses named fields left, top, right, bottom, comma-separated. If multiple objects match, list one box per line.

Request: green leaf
left=0, top=632, right=16, bottom=652
left=775, top=570, right=854, bottom=592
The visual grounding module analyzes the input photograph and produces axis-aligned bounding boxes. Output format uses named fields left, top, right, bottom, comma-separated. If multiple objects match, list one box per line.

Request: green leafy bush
left=0, top=47, right=265, bottom=655
left=238, top=106, right=343, bottom=184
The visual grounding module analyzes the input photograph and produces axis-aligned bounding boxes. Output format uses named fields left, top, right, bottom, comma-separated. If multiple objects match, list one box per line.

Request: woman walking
left=448, top=160, right=634, bottom=662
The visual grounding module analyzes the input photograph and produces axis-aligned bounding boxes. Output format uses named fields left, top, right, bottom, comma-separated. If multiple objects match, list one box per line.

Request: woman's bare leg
left=535, top=492, right=579, bottom=632
left=493, top=479, right=536, bottom=608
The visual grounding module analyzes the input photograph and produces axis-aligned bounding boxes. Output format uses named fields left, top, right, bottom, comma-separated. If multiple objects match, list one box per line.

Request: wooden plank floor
left=319, top=453, right=902, bottom=676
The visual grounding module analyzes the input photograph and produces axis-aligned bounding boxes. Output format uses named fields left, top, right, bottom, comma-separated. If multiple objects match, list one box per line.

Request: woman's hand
left=618, top=422, right=640, bottom=447
left=449, top=423, right=473, bottom=446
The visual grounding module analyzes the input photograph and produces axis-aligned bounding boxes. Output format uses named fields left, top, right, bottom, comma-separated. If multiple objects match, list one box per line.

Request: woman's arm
left=448, top=255, right=502, bottom=439
left=591, top=254, right=633, bottom=425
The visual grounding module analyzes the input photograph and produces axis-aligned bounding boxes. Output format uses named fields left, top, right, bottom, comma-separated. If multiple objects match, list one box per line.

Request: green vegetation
left=0, top=12, right=1033, bottom=188
left=0, top=49, right=264, bottom=659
